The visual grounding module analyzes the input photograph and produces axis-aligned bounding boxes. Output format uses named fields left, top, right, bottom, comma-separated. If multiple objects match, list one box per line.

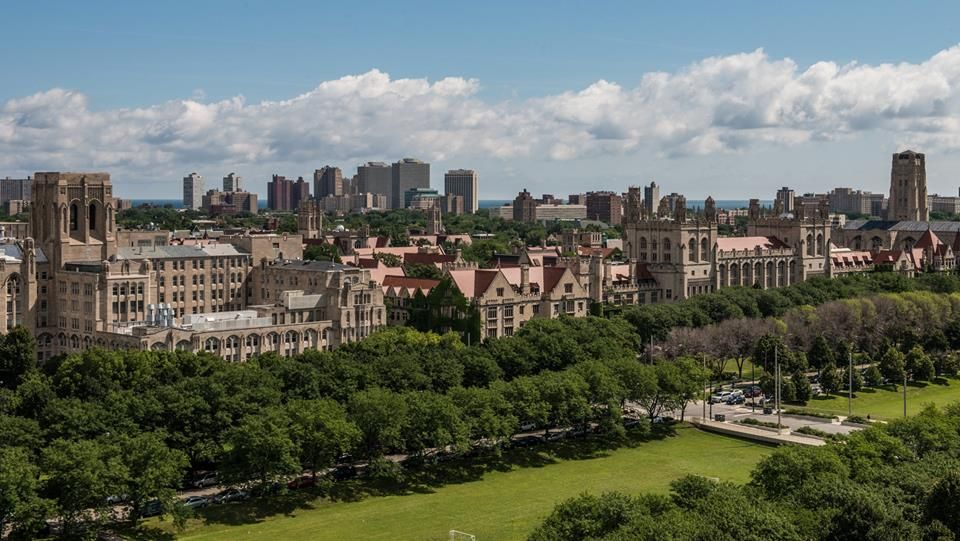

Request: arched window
left=688, top=237, right=697, bottom=261
left=816, top=233, right=823, bottom=256
left=69, top=204, right=79, bottom=231
left=806, top=234, right=814, bottom=256
left=89, top=203, right=97, bottom=231
left=639, top=237, right=647, bottom=250
left=700, top=238, right=708, bottom=261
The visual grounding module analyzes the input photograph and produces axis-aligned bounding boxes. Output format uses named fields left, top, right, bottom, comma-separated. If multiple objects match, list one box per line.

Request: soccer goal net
left=449, top=530, right=476, bottom=541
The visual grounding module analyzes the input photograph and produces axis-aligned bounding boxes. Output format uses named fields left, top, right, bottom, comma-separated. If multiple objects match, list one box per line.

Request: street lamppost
left=775, top=346, right=782, bottom=431
left=847, top=349, right=853, bottom=417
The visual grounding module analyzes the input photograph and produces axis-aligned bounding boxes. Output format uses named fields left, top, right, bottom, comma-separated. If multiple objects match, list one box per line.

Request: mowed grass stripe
left=150, top=427, right=770, bottom=541
left=798, top=377, right=960, bottom=419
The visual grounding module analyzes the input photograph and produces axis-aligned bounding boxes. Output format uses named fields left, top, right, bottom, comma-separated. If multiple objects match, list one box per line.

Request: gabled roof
left=382, top=275, right=440, bottom=291
left=449, top=269, right=501, bottom=298
left=403, top=252, right=456, bottom=266
left=914, top=228, right=943, bottom=250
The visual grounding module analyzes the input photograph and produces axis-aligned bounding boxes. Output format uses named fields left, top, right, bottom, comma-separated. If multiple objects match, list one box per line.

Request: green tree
left=286, top=399, right=361, bottom=478
left=820, top=362, right=841, bottom=395
left=792, top=369, right=812, bottom=403
left=116, top=432, right=189, bottom=521
left=926, top=470, right=960, bottom=533
left=905, top=345, right=935, bottom=381
left=0, top=447, right=49, bottom=539
left=842, top=364, right=864, bottom=392
left=42, top=438, right=126, bottom=534
left=863, top=364, right=884, bottom=387
left=222, top=408, right=300, bottom=487
left=0, top=326, right=36, bottom=388
left=401, top=390, right=468, bottom=456
left=807, top=335, right=835, bottom=373
left=879, top=346, right=906, bottom=386
left=304, top=243, right=342, bottom=263
left=348, top=388, right=409, bottom=457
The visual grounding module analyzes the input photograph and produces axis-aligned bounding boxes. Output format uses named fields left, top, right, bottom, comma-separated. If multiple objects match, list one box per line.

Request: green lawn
left=135, top=427, right=770, bottom=541
left=797, top=377, right=960, bottom=419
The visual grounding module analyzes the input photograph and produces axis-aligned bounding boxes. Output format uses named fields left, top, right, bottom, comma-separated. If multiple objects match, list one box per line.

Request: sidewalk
left=690, top=417, right=827, bottom=446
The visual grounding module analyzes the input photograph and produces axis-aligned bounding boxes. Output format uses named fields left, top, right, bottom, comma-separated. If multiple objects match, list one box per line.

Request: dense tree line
left=530, top=403, right=960, bottom=540
left=623, top=272, right=960, bottom=353
left=0, top=318, right=705, bottom=538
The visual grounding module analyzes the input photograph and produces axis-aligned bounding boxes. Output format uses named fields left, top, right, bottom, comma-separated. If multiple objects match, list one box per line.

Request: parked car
left=652, top=416, right=675, bottom=424
left=105, top=494, right=129, bottom=505
left=623, top=417, right=643, bottom=429
left=744, top=386, right=763, bottom=398
left=331, top=464, right=357, bottom=481
left=212, top=488, right=249, bottom=504
left=510, top=434, right=542, bottom=448
left=137, top=500, right=163, bottom=518
left=181, top=496, right=208, bottom=509
left=710, top=392, right=732, bottom=404
left=569, top=425, right=591, bottom=438
left=726, top=394, right=746, bottom=405
left=519, top=421, right=537, bottom=431
left=287, top=475, right=317, bottom=490
left=544, top=431, right=566, bottom=442
left=192, top=472, right=218, bottom=488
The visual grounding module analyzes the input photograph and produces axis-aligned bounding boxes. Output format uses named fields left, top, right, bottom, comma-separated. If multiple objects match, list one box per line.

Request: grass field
left=134, top=426, right=771, bottom=541
left=798, top=376, right=960, bottom=419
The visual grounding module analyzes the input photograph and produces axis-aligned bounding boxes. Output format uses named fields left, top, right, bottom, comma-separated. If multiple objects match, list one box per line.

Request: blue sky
left=3, top=1, right=960, bottom=199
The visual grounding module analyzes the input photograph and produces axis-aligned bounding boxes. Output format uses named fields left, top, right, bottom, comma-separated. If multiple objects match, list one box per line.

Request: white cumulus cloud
left=2, top=47, right=960, bottom=183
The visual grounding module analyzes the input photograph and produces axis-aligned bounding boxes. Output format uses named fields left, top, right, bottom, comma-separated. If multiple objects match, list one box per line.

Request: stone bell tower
left=30, top=172, right=117, bottom=268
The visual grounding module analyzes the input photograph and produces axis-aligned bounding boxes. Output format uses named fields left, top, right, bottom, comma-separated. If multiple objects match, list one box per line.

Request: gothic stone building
left=621, top=191, right=833, bottom=303
left=9, top=172, right=386, bottom=362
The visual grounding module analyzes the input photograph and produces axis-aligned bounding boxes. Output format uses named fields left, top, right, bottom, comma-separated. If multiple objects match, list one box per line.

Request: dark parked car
left=544, top=431, right=565, bottom=442
left=623, top=417, right=642, bottom=429
left=510, top=434, right=542, bottom=448
left=331, top=465, right=357, bottom=480
left=137, top=500, right=163, bottom=518
left=287, top=475, right=317, bottom=490
left=212, top=488, right=249, bottom=504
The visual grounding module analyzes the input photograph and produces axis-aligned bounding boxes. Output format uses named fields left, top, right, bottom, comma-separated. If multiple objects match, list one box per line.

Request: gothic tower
left=30, top=172, right=117, bottom=268
left=298, top=198, right=322, bottom=240
left=888, top=150, right=928, bottom=221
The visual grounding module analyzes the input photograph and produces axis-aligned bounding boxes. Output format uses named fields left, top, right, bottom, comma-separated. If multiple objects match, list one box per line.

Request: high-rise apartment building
left=776, top=186, right=795, bottom=214
left=357, top=162, right=392, bottom=205
left=644, top=181, right=660, bottom=217
left=314, top=166, right=343, bottom=199
left=222, top=172, right=242, bottom=192
left=828, top=188, right=874, bottom=215
left=391, top=158, right=430, bottom=209
left=888, top=150, right=928, bottom=221
left=267, top=175, right=310, bottom=211
left=0, top=177, right=32, bottom=206
left=513, top=189, right=538, bottom=223
left=183, top=173, right=203, bottom=210
left=585, top=191, right=623, bottom=226
left=568, top=193, right=586, bottom=205
left=444, top=169, right=478, bottom=213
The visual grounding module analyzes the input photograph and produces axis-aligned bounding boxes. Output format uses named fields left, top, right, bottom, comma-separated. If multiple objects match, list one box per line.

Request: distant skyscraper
left=513, top=189, right=537, bottom=223
left=314, top=166, right=343, bottom=199
left=644, top=181, right=660, bottom=217
left=183, top=172, right=203, bottom=210
left=267, top=175, right=309, bottom=211
left=0, top=177, right=32, bottom=206
left=888, top=150, right=928, bottom=221
left=585, top=191, right=623, bottom=226
left=357, top=162, right=392, bottom=206
left=391, top=158, right=430, bottom=209
left=223, top=172, right=242, bottom=192
left=444, top=169, right=478, bottom=214
left=776, top=186, right=795, bottom=214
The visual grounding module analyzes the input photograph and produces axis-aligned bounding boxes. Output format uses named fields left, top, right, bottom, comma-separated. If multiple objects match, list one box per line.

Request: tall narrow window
left=69, top=204, right=78, bottom=231
left=89, top=203, right=97, bottom=231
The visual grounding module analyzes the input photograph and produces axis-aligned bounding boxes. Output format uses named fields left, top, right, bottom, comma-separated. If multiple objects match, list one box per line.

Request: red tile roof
left=915, top=228, right=943, bottom=250
left=382, top=275, right=441, bottom=290
left=403, top=252, right=456, bottom=265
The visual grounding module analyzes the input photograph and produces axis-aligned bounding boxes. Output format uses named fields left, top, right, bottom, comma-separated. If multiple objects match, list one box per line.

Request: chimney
left=628, top=258, right=637, bottom=284
left=520, top=264, right=530, bottom=295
